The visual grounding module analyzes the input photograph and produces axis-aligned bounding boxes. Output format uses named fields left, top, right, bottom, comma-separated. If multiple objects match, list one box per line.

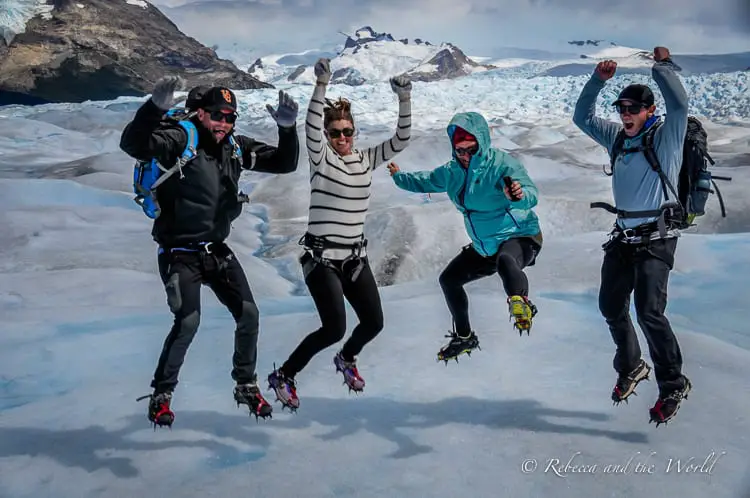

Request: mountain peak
left=567, top=39, right=617, bottom=48
left=340, top=26, right=433, bottom=54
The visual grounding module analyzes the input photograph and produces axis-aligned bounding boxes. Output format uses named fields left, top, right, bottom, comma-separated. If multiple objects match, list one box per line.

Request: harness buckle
left=203, top=242, right=213, bottom=254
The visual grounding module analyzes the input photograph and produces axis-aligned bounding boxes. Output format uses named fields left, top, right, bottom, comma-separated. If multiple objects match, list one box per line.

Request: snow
left=220, top=32, right=749, bottom=86
left=125, top=0, right=149, bottom=8
left=1, top=57, right=749, bottom=497
left=289, top=39, right=443, bottom=84
left=0, top=0, right=53, bottom=44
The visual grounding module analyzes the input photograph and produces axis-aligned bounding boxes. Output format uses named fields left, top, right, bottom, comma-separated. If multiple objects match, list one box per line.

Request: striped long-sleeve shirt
left=304, top=81, right=412, bottom=259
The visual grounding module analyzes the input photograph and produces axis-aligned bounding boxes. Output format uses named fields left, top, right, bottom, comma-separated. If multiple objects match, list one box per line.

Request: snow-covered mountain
left=233, top=31, right=748, bottom=88
left=245, top=26, right=494, bottom=86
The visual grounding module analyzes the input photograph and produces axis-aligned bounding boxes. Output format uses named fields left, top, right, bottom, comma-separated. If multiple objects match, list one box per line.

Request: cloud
left=150, top=0, right=750, bottom=57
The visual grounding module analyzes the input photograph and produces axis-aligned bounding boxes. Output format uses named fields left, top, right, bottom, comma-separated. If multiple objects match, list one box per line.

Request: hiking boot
left=649, top=376, right=692, bottom=427
left=136, top=391, right=175, bottom=428
left=612, top=359, right=652, bottom=405
left=508, top=295, right=537, bottom=334
left=234, top=383, right=273, bottom=420
left=437, top=331, right=480, bottom=364
left=267, top=368, right=300, bottom=412
left=333, top=352, right=365, bottom=393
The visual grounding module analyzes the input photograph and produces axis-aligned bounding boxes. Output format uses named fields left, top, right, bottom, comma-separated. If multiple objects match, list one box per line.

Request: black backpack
left=601, top=116, right=731, bottom=230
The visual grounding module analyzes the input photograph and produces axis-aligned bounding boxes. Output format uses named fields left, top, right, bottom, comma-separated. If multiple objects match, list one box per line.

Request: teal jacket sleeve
left=392, top=164, right=450, bottom=193
left=572, top=73, right=622, bottom=152
left=498, top=154, right=538, bottom=210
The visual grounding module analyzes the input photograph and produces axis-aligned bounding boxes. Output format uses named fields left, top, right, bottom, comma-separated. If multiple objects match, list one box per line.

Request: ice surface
left=0, top=62, right=749, bottom=498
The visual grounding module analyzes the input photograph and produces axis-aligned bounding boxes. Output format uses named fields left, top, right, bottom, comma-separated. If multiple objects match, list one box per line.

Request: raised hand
left=266, top=90, right=299, bottom=128
left=653, top=46, right=671, bottom=62
left=386, top=162, right=400, bottom=176
left=151, top=75, right=183, bottom=110
left=314, top=58, right=332, bottom=85
left=390, top=75, right=412, bottom=101
left=594, top=60, right=617, bottom=81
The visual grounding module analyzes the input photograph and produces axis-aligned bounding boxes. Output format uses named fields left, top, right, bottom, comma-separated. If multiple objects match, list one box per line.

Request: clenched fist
left=594, top=60, right=617, bottom=81
left=314, top=58, right=332, bottom=85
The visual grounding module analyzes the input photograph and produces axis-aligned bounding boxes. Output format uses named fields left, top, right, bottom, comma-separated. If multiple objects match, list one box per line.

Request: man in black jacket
left=121, top=76, right=300, bottom=426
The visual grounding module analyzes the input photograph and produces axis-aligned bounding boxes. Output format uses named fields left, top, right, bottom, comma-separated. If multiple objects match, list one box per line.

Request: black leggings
left=439, top=237, right=539, bottom=335
left=280, top=253, right=384, bottom=378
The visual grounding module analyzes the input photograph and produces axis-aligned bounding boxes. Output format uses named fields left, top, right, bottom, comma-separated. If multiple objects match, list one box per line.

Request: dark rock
left=287, top=65, right=306, bottom=81
left=0, top=0, right=272, bottom=104
left=405, top=43, right=496, bottom=82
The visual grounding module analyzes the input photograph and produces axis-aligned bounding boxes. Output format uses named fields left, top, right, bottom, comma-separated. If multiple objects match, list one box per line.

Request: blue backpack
left=132, top=108, right=243, bottom=219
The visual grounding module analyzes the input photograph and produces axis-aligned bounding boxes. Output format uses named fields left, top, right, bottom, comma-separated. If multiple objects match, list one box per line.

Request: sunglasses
left=454, top=144, right=478, bottom=156
left=207, top=110, right=237, bottom=124
left=327, top=127, right=355, bottom=139
left=615, top=103, right=645, bottom=115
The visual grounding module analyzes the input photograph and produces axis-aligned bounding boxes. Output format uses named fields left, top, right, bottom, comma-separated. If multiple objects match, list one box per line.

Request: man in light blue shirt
left=573, top=46, right=691, bottom=426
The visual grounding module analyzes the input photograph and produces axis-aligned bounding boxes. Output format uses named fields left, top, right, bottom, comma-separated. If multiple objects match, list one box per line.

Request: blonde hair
left=323, top=97, right=354, bottom=129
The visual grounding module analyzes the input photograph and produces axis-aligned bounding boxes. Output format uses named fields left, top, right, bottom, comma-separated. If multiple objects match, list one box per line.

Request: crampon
left=334, top=352, right=365, bottom=393
left=136, top=391, right=175, bottom=429
left=234, top=383, right=273, bottom=421
left=508, top=295, right=537, bottom=335
left=268, top=366, right=300, bottom=413
left=436, top=332, right=480, bottom=365
left=648, top=377, right=692, bottom=427
left=612, top=360, right=652, bottom=406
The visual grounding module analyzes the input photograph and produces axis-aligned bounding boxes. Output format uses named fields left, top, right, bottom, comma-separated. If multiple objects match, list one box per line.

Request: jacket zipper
left=505, top=208, right=520, bottom=228
left=458, top=166, right=486, bottom=254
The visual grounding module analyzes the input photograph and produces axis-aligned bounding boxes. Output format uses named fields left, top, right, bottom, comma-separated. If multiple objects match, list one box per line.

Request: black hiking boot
left=437, top=332, right=480, bottom=364
left=234, top=383, right=273, bottom=421
left=612, top=359, right=652, bottom=405
left=136, top=391, right=175, bottom=429
left=649, top=377, right=692, bottom=427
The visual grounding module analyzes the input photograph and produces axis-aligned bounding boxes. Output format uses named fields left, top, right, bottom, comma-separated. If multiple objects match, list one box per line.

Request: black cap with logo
left=612, top=84, right=655, bottom=107
left=201, top=86, right=238, bottom=113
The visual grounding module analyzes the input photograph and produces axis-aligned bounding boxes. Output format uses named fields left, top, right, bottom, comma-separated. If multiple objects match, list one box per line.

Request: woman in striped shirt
left=267, top=58, right=412, bottom=410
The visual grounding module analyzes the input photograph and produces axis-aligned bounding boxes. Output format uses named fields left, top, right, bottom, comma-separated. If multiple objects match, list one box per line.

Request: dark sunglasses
left=455, top=144, right=478, bottom=156
left=615, top=103, right=645, bottom=115
left=327, top=127, right=355, bottom=138
left=207, top=110, right=237, bottom=124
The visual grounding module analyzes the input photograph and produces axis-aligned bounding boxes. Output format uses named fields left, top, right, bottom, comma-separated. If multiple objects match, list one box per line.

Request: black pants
left=280, top=253, right=384, bottom=378
left=153, top=243, right=259, bottom=393
left=599, top=237, right=684, bottom=394
left=439, top=237, right=540, bottom=336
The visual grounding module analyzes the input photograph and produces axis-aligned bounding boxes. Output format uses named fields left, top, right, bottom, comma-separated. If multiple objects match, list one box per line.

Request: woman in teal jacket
left=387, top=111, right=543, bottom=362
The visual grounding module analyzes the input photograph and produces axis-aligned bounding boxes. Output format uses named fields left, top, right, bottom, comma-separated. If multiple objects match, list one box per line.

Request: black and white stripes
left=304, top=82, right=411, bottom=259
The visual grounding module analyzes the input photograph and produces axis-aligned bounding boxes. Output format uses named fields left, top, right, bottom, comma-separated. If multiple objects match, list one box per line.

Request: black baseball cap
left=612, top=84, right=655, bottom=107
left=185, top=85, right=210, bottom=110
left=201, top=86, right=238, bottom=113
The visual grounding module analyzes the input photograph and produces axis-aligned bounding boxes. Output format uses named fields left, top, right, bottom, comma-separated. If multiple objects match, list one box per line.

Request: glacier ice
left=0, top=0, right=53, bottom=44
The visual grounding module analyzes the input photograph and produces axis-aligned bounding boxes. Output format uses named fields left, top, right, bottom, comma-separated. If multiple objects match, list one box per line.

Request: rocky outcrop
left=405, top=43, right=495, bottom=82
left=0, top=0, right=272, bottom=105
left=247, top=58, right=264, bottom=74
left=287, top=65, right=306, bottom=81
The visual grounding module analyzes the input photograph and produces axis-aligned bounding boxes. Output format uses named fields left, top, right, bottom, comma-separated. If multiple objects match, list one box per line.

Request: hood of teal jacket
left=446, top=112, right=495, bottom=168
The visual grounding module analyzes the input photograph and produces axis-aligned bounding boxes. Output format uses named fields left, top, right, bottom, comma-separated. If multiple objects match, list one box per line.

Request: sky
left=150, top=0, right=750, bottom=59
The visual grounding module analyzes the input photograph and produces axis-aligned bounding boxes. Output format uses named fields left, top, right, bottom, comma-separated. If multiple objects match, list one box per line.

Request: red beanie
left=452, top=127, right=476, bottom=145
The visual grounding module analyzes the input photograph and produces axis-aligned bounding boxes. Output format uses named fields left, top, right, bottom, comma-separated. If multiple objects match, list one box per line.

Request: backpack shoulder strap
left=177, top=120, right=199, bottom=162
left=606, top=130, right=626, bottom=176
left=150, top=120, right=199, bottom=190
left=229, top=135, right=244, bottom=167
